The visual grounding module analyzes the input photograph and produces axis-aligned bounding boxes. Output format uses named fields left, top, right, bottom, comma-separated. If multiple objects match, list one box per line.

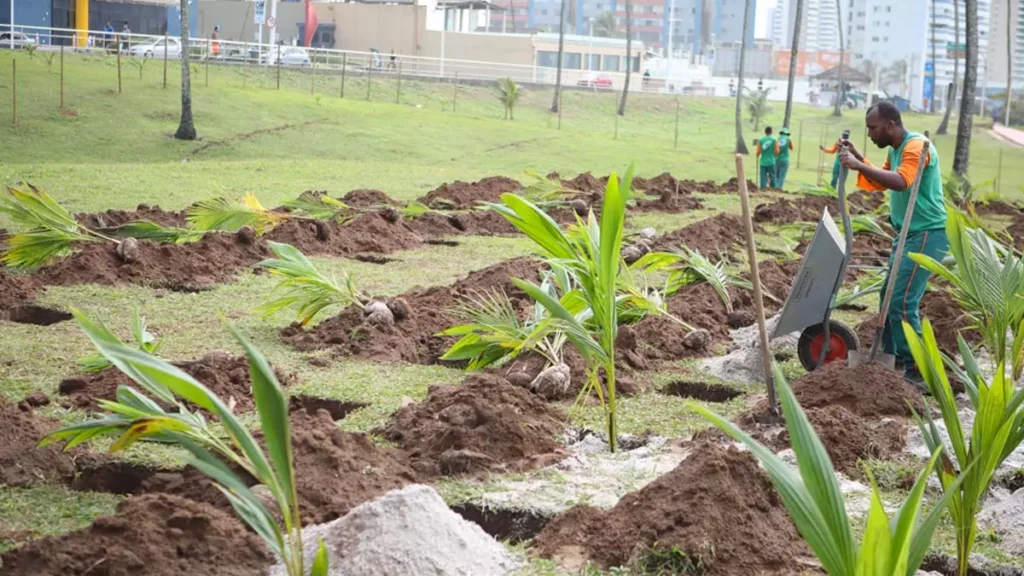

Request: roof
left=437, top=0, right=507, bottom=9
left=811, top=65, right=872, bottom=84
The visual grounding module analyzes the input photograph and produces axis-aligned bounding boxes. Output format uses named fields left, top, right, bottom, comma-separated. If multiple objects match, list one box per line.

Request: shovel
left=848, top=139, right=931, bottom=369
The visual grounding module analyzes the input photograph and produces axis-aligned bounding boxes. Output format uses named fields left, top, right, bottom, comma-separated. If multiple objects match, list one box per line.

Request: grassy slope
left=1, top=50, right=1023, bottom=571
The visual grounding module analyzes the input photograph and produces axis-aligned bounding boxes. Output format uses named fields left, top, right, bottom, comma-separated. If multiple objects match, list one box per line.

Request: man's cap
left=780, top=127, right=790, bottom=135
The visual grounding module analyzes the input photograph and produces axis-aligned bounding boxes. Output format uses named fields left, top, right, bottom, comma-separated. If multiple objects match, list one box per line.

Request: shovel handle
left=867, top=138, right=931, bottom=361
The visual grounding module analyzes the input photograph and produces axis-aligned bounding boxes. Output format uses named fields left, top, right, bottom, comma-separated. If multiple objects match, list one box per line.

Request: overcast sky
left=755, top=0, right=777, bottom=39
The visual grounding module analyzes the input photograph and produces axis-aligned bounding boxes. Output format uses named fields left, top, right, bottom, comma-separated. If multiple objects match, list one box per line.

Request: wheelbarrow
left=771, top=166, right=861, bottom=371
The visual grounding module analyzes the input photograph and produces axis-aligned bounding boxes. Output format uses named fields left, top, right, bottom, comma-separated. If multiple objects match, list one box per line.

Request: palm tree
left=508, top=0, right=517, bottom=33
left=747, top=87, right=772, bottom=131
left=1005, top=0, right=1013, bottom=125
left=832, top=0, right=844, bottom=117
left=617, top=0, right=633, bottom=116
left=938, top=0, right=960, bottom=134
left=783, top=0, right=805, bottom=128
left=735, top=0, right=752, bottom=154
left=953, top=0, right=978, bottom=176
left=551, top=0, right=567, bottom=113
left=593, top=11, right=616, bottom=37
left=930, top=0, right=938, bottom=113
left=497, top=78, right=521, bottom=120
left=174, top=0, right=196, bottom=140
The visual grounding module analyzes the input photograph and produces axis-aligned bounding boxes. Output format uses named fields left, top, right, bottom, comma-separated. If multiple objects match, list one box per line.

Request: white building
left=788, top=0, right=843, bottom=52
left=983, top=0, right=1019, bottom=97
left=770, top=0, right=789, bottom=48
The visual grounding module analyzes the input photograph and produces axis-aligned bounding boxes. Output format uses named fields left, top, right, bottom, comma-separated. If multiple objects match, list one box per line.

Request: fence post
left=243, top=45, right=248, bottom=89
left=366, top=61, right=372, bottom=101
left=614, top=92, right=619, bottom=140
left=311, top=57, right=316, bottom=95
left=557, top=89, right=563, bottom=130
left=116, top=36, right=122, bottom=94
left=797, top=120, right=803, bottom=169
left=60, top=45, right=65, bottom=111
left=11, top=58, right=16, bottom=126
left=205, top=37, right=210, bottom=88
left=998, top=148, right=1004, bottom=195
left=340, top=53, right=346, bottom=98
left=453, top=72, right=458, bottom=112
left=396, top=61, right=402, bottom=104
left=276, top=44, right=282, bottom=90
left=163, top=31, right=168, bottom=89
left=673, top=96, right=680, bottom=148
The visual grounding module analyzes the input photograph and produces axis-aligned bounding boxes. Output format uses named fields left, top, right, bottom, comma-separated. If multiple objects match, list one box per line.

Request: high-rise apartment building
left=770, top=0, right=790, bottom=47
left=788, top=0, right=843, bottom=51
left=984, top=0, right=1020, bottom=94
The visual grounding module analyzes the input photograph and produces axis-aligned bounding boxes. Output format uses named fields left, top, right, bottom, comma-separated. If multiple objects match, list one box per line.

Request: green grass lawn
left=1, top=48, right=1023, bottom=573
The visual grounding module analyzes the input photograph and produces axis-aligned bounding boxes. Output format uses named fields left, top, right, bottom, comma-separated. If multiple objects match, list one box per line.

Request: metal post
left=11, top=58, right=16, bottom=125
left=396, top=61, right=402, bottom=104
left=116, top=36, right=122, bottom=94
left=60, top=45, right=65, bottom=111
left=797, top=120, right=803, bottom=169
left=673, top=96, right=680, bottom=148
left=163, top=31, right=168, bottom=89
left=341, top=54, right=347, bottom=98
left=453, top=71, right=458, bottom=112
left=366, top=61, right=372, bottom=100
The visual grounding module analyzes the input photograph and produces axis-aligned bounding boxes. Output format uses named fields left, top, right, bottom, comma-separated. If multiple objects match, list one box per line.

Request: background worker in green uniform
left=838, top=101, right=948, bottom=386
left=755, top=126, right=780, bottom=190
left=820, top=130, right=849, bottom=189
left=775, top=127, right=795, bottom=189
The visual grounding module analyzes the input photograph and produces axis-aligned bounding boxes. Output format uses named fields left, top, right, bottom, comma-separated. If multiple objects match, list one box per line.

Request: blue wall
left=167, top=0, right=198, bottom=37
left=1, top=0, right=52, bottom=33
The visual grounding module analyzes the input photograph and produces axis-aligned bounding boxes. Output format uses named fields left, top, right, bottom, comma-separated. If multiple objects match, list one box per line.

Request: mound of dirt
left=419, top=176, right=522, bottom=210
left=854, top=289, right=980, bottom=357
left=533, top=441, right=807, bottom=574
left=379, top=376, right=568, bottom=477
left=973, top=200, right=1022, bottom=217
left=339, top=189, right=401, bottom=208
left=265, top=211, right=425, bottom=257
left=556, top=172, right=609, bottom=195
left=36, top=233, right=269, bottom=290
left=0, top=493, right=273, bottom=576
left=1008, top=219, right=1024, bottom=253
left=757, top=361, right=923, bottom=419
left=849, top=190, right=887, bottom=212
left=649, top=213, right=753, bottom=255
left=753, top=259, right=799, bottom=302
left=77, top=204, right=188, bottom=231
left=753, top=195, right=845, bottom=224
left=0, top=268, right=41, bottom=315
left=281, top=257, right=544, bottom=364
left=58, top=351, right=296, bottom=414
left=0, top=396, right=76, bottom=487
left=633, top=174, right=705, bottom=213
left=633, top=283, right=741, bottom=361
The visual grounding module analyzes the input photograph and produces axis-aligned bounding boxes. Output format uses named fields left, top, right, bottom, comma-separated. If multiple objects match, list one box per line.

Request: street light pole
left=588, top=19, right=594, bottom=70
left=666, top=0, right=674, bottom=90
left=440, top=6, right=447, bottom=77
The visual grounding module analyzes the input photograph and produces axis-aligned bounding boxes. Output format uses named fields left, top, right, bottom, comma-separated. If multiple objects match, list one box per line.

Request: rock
left=439, top=449, right=496, bottom=475
left=530, top=363, right=571, bottom=399
left=381, top=208, right=400, bottom=224
left=364, top=301, right=395, bottom=328
left=400, top=396, right=416, bottom=408
left=638, top=227, right=657, bottom=240
left=19, top=392, right=50, bottom=409
left=115, top=238, right=141, bottom=264
left=446, top=215, right=467, bottom=232
left=683, top=329, right=712, bottom=350
left=386, top=298, right=411, bottom=322
left=622, top=244, right=650, bottom=265
left=237, top=226, right=257, bottom=245
left=727, top=310, right=756, bottom=329
left=570, top=198, right=589, bottom=216
left=58, top=378, right=88, bottom=394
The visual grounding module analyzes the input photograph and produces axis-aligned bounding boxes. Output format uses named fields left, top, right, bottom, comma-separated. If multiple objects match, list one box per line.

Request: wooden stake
left=60, top=45, right=65, bottom=111
left=673, top=96, right=680, bottom=148
left=614, top=92, right=619, bottom=139
left=276, top=44, right=282, bottom=90
left=366, top=62, right=372, bottom=100
left=796, top=120, right=803, bottom=169
left=163, top=31, right=168, bottom=89
left=340, top=53, right=346, bottom=98
left=396, top=61, right=402, bottom=104
left=452, top=72, right=458, bottom=112
left=736, top=154, right=778, bottom=416
left=205, top=37, right=210, bottom=88
left=11, top=58, right=16, bottom=126
left=557, top=89, right=562, bottom=130
left=117, top=36, right=122, bottom=94
left=311, top=58, right=316, bottom=95
left=998, top=148, right=1004, bottom=195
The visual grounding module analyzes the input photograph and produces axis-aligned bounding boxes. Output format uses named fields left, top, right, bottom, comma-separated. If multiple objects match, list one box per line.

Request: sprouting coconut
left=570, top=198, right=589, bottom=216
left=312, top=220, right=331, bottom=242
left=683, top=328, right=711, bottom=350
left=381, top=208, right=400, bottom=224
left=237, top=225, right=257, bottom=245
left=446, top=214, right=467, bottom=232
left=386, top=298, right=412, bottom=321
left=116, top=238, right=141, bottom=264
left=364, top=300, right=395, bottom=327
left=530, top=363, right=571, bottom=399
left=727, top=310, right=756, bottom=329
left=621, top=243, right=650, bottom=265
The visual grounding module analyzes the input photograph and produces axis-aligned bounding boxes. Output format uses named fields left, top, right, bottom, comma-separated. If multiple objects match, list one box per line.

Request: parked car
left=0, top=32, right=37, bottom=50
left=262, top=46, right=311, bottom=67
left=129, top=37, right=181, bottom=59
left=577, top=73, right=613, bottom=89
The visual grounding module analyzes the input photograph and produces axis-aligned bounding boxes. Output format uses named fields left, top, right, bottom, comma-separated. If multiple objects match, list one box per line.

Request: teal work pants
left=775, top=159, right=790, bottom=190
left=878, top=227, right=949, bottom=368
left=831, top=161, right=841, bottom=189
left=759, top=165, right=776, bottom=189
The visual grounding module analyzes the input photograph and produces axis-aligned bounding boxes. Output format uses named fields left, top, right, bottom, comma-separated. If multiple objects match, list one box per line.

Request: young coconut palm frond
left=187, top=193, right=287, bottom=234
left=108, top=220, right=202, bottom=244
left=666, top=247, right=753, bottom=313
left=0, top=184, right=110, bottom=268
left=833, top=271, right=886, bottom=309
left=904, top=319, right=1024, bottom=576
left=522, top=171, right=577, bottom=206
left=908, top=211, right=1024, bottom=381
left=257, top=241, right=366, bottom=326
left=691, top=363, right=968, bottom=576
left=282, top=191, right=358, bottom=224
left=496, top=77, right=521, bottom=120
left=42, top=309, right=329, bottom=576
left=79, top=311, right=164, bottom=372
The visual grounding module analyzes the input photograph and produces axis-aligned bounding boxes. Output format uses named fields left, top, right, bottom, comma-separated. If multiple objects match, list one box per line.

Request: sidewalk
left=991, top=123, right=1024, bottom=147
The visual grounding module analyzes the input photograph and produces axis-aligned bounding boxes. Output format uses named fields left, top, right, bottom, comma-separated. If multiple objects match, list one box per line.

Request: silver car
left=0, top=32, right=37, bottom=50
left=263, top=46, right=311, bottom=67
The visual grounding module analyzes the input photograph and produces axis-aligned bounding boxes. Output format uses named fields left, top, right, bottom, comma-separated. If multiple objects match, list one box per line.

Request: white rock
left=638, top=227, right=657, bottom=240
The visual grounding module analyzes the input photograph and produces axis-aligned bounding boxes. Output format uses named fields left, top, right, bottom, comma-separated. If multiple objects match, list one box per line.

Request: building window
left=537, top=51, right=559, bottom=67
left=603, top=54, right=620, bottom=71
left=564, top=53, right=583, bottom=69
left=586, top=54, right=600, bottom=70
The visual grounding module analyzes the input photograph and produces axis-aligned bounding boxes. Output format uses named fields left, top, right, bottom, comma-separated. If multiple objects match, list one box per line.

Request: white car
left=130, top=37, right=181, bottom=59
left=263, top=46, right=311, bottom=67
left=0, top=32, right=37, bottom=50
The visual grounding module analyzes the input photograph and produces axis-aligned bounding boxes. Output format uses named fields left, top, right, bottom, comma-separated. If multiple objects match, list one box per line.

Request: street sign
left=255, top=0, right=265, bottom=24
left=946, top=42, right=966, bottom=59
left=267, top=16, right=277, bottom=29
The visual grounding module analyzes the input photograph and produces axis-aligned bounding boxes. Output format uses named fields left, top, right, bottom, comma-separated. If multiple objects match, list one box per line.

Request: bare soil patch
left=0, top=396, right=76, bottom=487
left=264, top=211, right=425, bottom=257
left=419, top=176, right=522, bottom=210
left=855, top=289, right=981, bottom=356
left=649, top=213, right=754, bottom=255
left=0, top=269, right=42, bottom=316
left=77, top=204, right=188, bottom=231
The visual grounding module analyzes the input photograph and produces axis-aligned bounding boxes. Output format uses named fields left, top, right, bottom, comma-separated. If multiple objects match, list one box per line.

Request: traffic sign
left=255, top=0, right=265, bottom=24
left=267, top=16, right=277, bottom=29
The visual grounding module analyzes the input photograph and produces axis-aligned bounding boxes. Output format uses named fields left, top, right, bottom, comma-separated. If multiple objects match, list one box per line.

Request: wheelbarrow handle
left=867, top=138, right=931, bottom=362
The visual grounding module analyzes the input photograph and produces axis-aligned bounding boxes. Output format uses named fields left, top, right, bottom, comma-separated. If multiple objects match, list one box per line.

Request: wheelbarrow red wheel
left=797, top=321, right=860, bottom=372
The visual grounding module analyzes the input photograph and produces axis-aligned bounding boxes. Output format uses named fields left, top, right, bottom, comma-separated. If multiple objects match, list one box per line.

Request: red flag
left=304, top=0, right=318, bottom=47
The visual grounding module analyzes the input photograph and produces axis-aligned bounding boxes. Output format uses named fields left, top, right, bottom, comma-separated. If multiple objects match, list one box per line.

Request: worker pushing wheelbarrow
left=773, top=101, right=947, bottom=388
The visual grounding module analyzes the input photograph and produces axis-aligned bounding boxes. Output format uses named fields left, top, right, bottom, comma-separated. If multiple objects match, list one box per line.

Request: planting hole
left=162, top=283, right=214, bottom=294
left=72, top=460, right=158, bottom=495
left=662, top=381, right=742, bottom=402
left=7, top=305, right=73, bottom=326
left=354, top=254, right=398, bottom=265
left=451, top=504, right=551, bottom=544
left=426, top=239, right=460, bottom=247
left=289, top=394, right=368, bottom=421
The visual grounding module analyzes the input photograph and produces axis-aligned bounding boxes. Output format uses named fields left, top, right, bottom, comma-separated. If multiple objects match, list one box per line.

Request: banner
left=773, top=51, right=849, bottom=77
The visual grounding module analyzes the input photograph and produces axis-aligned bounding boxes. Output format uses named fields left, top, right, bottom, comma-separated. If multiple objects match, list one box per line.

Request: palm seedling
left=256, top=241, right=367, bottom=326
left=281, top=191, right=361, bottom=225
left=692, top=363, right=968, bottom=576
left=521, top=171, right=582, bottom=207
left=496, top=77, right=521, bottom=120
left=643, top=247, right=756, bottom=311
left=904, top=319, right=1024, bottom=576
left=42, top=310, right=329, bottom=576
left=489, top=168, right=633, bottom=452
left=79, top=311, right=164, bottom=372
left=187, top=193, right=288, bottom=234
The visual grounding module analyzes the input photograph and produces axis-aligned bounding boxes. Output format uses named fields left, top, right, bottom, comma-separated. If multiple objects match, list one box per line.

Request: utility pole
left=269, top=0, right=278, bottom=49
left=666, top=0, right=675, bottom=89
left=9, top=0, right=14, bottom=49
